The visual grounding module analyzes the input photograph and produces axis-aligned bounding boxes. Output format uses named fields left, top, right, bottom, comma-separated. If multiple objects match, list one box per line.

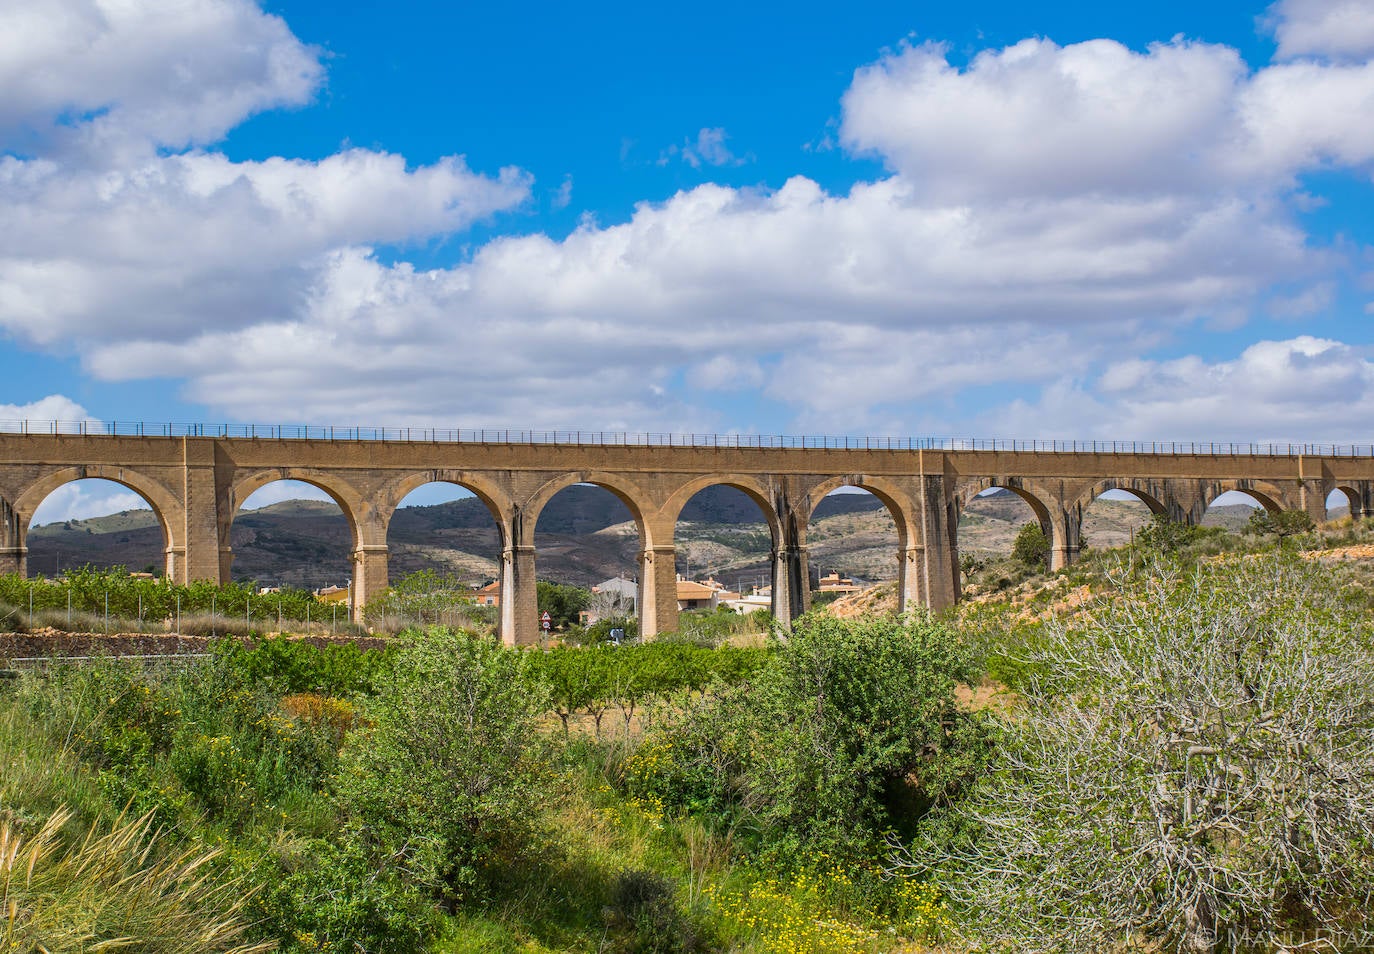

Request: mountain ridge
left=25, top=487, right=1266, bottom=590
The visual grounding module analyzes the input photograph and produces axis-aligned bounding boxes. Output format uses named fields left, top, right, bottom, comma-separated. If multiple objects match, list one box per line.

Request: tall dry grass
left=0, top=806, right=275, bottom=953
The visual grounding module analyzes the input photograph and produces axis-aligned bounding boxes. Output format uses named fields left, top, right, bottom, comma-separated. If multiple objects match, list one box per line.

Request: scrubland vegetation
left=4, top=515, right=1374, bottom=953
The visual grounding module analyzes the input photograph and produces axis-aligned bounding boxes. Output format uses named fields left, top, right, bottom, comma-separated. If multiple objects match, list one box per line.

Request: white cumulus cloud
left=1268, top=0, right=1374, bottom=61
left=987, top=336, right=1374, bottom=442
left=0, top=150, right=531, bottom=345
left=1, top=1, right=1373, bottom=439
left=0, top=394, right=98, bottom=428
left=29, top=480, right=150, bottom=526
left=0, top=0, right=323, bottom=160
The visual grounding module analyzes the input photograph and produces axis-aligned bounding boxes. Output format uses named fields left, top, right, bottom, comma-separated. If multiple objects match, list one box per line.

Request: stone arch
left=660, top=474, right=783, bottom=549
left=951, top=476, right=1066, bottom=585
left=376, top=470, right=514, bottom=548
left=1202, top=479, right=1287, bottom=514
left=519, top=471, right=654, bottom=550
left=660, top=473, right=803, bottom=629
left=1069, top=478, right=1168, bottom=518
left=953, top=476, right=1057, bottom=532
left=801, top=474, right=918, bottom=614
left=228, top=468, right=368, bottom=549
left=14, top=467, right=182, bottom=575
left=1326, top=484, right=1367, bottom=521
left=799, top=474, right=914, bottom=549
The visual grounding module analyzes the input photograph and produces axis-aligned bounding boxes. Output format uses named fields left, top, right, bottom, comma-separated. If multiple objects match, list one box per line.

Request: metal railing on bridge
left=1, top=419, right=1371, bottom=457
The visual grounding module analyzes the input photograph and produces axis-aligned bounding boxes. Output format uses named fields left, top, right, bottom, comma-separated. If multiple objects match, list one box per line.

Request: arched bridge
left=1, top=428, right=1370, bottom=644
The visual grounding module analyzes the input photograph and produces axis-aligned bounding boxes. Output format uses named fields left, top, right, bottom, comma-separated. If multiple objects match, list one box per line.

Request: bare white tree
left=893, top=555, right=1374, bottom=954
left=585, top=581, right=634, bottom=624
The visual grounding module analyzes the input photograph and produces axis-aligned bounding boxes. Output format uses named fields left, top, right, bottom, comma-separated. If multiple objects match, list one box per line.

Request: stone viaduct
left=1, top=429, right=1371, bottom=645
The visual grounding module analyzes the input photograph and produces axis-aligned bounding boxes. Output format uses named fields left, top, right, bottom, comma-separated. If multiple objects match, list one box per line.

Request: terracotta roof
left=676, top=580, right=717, bottom=600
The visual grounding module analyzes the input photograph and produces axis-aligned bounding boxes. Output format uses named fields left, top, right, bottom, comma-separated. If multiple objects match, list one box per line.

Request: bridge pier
left=164, top=545, right=184, bottom=581
left=639, top=545, right=679, bottom=638
left=499, top=544, right=538, bottom=646
left=1051, top=516, right=1081, bottom=571
left=1298, top=478, right=1328, bottom=526
left=917, top=475, right=959, bottom=613
left=0, top=546, right=25, bottom=578
left=181, top=440, right=223, bottom=584
left=896, top=545, right=921, bottom=614
left=1050, top=542, right=1080, bottom=571
left=351, top=544, right=389, bottom=621
left=1350, top=482, right=1374, bottom=520
left=771, top=545, right=809, bottom=628
left=1, top=496, right=24, bottom=578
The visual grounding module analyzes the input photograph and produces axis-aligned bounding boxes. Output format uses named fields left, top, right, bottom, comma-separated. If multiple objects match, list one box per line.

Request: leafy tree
left=1245, top=507, right=1314, bottom=544
left=334, top=629, right=551, bottom=905
left=363, top=569, right=478, bottom=627
left=537, top=580, right=591, bottom=629
left=583, top=613, right=638, bottom=643
left=541, top=646, right=599, bottom=739
left=1011, top=522, right=1050, bottom=568
left=1134, top=513, right=1204, bottom=553
left=897, top=555, right=1374, bottom=954
left=960, top=553, right=987, bottom=581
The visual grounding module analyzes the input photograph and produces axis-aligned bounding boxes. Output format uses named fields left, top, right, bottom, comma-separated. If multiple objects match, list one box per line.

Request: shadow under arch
left=520, top=471, right=654, bottom=550
left=801, top=474, right=913, bottom=549
left=15, top=467, right=181, bottom=576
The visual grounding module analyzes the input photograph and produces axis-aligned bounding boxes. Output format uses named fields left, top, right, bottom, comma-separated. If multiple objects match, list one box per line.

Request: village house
left=472, top=580, right=500, bottom=607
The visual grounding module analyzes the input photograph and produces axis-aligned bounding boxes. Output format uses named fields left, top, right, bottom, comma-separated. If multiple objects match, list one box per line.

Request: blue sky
left=3, top=0, right=1374, bottom=520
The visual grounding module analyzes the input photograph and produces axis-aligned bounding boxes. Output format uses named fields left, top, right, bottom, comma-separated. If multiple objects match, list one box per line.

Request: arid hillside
left=25, top=486, right=1273, bottom=589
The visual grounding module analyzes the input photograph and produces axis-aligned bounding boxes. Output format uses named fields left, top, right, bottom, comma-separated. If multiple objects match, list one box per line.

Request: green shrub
left=241, top=837, right=441, bottom=953
left=584, top=614, right=639, bottom=643
left=537, top=580, right=591, bottom=629
left=626, top=612, right=989, bottom=864
left=213, top=635, right=394, bottom=696
left=334, top=628, right=552, bottom=905
left=17, top=658, right=345, bottom=832
left=605, top=868, right=702, bottom=954
left=1245, top=507, right=1315, bottom=543
left=1134, top=513, right=1208, bottom=553
left=1012, top=522, right=1050, bottom=568
left=904, top=554, right=1374, bottom=954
